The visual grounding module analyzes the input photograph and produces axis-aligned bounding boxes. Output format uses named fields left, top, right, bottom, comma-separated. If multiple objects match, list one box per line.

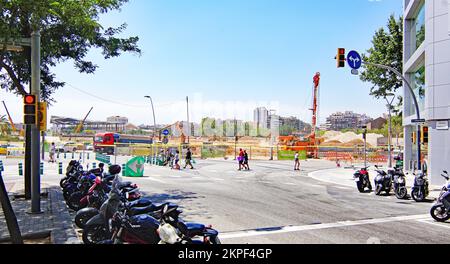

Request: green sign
left=124, top=156, right=145, bottom=177
left=277, top=150, right=307, bottom=161
left=95, top=153, right=111, bottom=165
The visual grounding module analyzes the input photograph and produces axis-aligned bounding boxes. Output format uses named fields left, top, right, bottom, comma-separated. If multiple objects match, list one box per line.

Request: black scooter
left=353, top=167, right=372, bottom=193
left=411, top=171, right=429, bottom=202
left=430, top=171, right=450, bottom=222
left=374, top=165, right=393, bottom=196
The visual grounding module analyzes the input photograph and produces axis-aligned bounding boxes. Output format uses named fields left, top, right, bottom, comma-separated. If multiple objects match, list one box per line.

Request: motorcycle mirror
left=444, top=171, right=448, bottom=174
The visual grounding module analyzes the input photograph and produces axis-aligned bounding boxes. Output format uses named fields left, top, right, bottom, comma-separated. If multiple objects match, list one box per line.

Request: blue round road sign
left=347, top=50, right=362, bottom=70
left=162, top=129, right=170, bottom=136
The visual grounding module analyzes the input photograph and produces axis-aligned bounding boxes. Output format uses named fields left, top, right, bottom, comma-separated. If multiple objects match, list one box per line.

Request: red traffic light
left=338, top=48, right=345, bottom=55
left=24, top=95, right=36, bottom=105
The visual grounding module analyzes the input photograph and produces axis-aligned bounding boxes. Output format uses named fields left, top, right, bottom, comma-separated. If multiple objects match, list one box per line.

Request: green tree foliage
left=0, top=0, right=141, bottom=102
left=360, top=15, right=403, bottom=110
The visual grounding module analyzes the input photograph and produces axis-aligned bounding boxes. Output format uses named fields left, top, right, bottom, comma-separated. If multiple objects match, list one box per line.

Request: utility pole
left=30, top=30, right=42, bottom=214
left=186, top=96, right=190, bottom=145
left=384, top=93, right=396, bottom=168
left=362, top=126, right=367, bottom=169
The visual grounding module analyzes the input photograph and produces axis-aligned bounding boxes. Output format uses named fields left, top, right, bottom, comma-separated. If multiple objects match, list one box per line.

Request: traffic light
left=23, top=95, right=37, bottom=125
left=37, top=102, right=47, bottom=131
left=421, top=126, right=428, bottom=144
left=337, top=48, right=346, bottom=68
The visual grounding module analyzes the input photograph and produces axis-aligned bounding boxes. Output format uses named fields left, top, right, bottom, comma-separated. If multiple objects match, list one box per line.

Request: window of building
left=414, top=3, right=425, bottom=50
left=410, top=64, right=426, bottom=116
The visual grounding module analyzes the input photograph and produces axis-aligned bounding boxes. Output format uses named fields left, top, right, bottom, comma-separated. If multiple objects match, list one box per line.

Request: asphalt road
left=2, top=156, right=450, bottom=244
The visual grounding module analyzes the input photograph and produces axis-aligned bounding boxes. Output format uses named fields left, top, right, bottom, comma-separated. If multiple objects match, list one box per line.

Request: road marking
left=145, top=177, right=166, bottom=183
left=220, top=214, right=430, bottom=240
left=170, top=175, right=182, bottom=178
left=416, top=219, right=450, bottom=230
left=211, top=178, right=225, bottom=181
left=283, top=183, right=297, bottom=186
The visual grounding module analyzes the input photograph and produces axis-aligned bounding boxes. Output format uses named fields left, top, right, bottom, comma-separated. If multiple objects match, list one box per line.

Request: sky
left=0, top=0, right=404, bottom=127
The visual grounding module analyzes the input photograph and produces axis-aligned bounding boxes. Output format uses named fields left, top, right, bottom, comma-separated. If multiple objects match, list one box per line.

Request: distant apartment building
left=106, top=116, right=128, bottom=125
left=403, top=0, right=450, bottom=185
left=325, top=111, right=372, bottom=131
left=253, top=107, right=269, bottom=130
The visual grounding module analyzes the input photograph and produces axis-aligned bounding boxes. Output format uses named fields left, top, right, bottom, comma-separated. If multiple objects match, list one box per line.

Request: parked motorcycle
left=430, top=171, right=450, bottom=222
left=411, top=171, right=430, bottom=202
left=374, top=166, right=393, bottom=196
left=392, top=167, right=408, bottom=199
left=354, top=167, right=372, bottom=193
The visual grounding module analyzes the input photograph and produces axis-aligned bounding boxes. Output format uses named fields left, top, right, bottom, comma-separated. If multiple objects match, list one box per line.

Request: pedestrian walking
left=184, top=148, right=194, bottom=169
left=49, top=142, right=56, bottom=163
left=294, top=152, right=300, bottom=171
left=238, top=149, right=244, bottom=171
left=243, top=150, right=250, bottom=171
left=172, top=150, right=181, bottom=170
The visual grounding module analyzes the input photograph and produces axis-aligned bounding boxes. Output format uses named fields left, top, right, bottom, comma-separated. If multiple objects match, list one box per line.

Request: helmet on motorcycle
left=108, top=165, right=122, bottom=175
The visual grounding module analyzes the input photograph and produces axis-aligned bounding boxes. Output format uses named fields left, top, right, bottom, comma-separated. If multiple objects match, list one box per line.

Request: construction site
left=1, top=72, right=398, bottom=165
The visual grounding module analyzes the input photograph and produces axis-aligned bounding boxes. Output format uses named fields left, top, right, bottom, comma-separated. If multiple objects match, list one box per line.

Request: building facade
left=325, top=111, right=372, bottom=131
left=253, top=107, right=269, bottom=130
left=403, top=0, right=450, bottom=185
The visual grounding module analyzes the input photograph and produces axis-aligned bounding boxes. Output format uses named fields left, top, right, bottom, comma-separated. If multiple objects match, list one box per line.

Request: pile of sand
left=321, top=131, right=383, bottom=147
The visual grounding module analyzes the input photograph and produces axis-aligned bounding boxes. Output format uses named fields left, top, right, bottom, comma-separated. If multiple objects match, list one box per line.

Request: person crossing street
left=184, top=148, right=194, bottom=169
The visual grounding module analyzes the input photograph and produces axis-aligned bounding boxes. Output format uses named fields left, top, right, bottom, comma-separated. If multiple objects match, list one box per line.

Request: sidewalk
left=0, top=186, right=80, bottom=244
left=308, top=167, right=442, bottom=199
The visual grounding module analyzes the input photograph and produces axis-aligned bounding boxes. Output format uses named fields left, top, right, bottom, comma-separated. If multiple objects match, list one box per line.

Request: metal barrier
left=18, top=163, right=23, bottom=176
left=95, top=153, right=111, bottom=165
left=58, top=162, right=63, bottom=175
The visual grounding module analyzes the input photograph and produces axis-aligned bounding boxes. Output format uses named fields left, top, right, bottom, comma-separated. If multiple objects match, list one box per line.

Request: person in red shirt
left=238, top=149, right=244, bottom=171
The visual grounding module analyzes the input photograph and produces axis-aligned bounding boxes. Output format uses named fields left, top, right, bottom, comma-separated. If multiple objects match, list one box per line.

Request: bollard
left=122, top=164, right=126, bottom=176
left=92, top=163, right=97, bottom=169
left=64, top=152, right=67, bottom=159
left=40, top=162, right=44, bottom=175
left=18, top=163, right=23, bottom=176
left=87, top=153, right=90, bottom=160
left=0, top=160, right=3, bottom=172
left=72, top=152, right=75, bottom=159
left=58, top=162, right=63, bottom=175
left=79, top=153, right=82, bottom=160
left=57, top=152, right=60, bottom=159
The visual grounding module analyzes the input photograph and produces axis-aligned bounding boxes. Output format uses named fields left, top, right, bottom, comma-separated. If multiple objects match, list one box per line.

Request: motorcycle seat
left=127, top=203, right=178, bottom=216
left=185, top=223, right=206, bottom=237
left=126, top=198, right=153, bottom=208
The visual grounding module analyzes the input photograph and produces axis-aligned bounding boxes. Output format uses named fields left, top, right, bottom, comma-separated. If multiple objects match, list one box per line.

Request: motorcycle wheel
left=75, top=211, right=98, bottom=229
left=67, top=192, right=84, bottom=211
left=375, top=185, right=383, bottom=196
left=356, top=182, right=364, bottom=193
left=412, top=189, right=425, bottom=202
left=60, top=178, right=68, bottom=188
left=82, top=224, right=110, bottom=244
left=430, top=205, right=450, bottom=222
left=395, top=187, right=408, bottom=200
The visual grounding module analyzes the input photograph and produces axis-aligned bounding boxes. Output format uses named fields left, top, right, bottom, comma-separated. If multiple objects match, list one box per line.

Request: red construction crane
left=309, top=72, right=321, bottom=159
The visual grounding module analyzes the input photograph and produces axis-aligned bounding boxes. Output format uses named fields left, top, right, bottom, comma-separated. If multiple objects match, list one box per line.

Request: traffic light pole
left=30, top=30, right=42, bottom=214
left=362, top=61, right=422, bottom=171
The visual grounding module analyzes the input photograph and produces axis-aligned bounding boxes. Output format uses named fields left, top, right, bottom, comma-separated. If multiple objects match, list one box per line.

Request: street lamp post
left=384, top=93, right=396, bottom=168
left=144, top=96, right=157, bottom=142
left=362, top=61, right=423, bottom=171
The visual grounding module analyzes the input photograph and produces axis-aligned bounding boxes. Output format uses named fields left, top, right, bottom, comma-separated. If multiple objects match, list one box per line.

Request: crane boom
left=75, top=107, right=94, bottom=133
left=309, top=72, right=321, bottom=159
left=2, top=101, right=17, bottom=132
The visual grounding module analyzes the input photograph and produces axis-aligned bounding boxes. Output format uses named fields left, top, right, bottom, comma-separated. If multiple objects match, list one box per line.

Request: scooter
left=353, top=167, right=372, bottom=193
left=392, top=167, right=408, bottom=199
left=411, top=171, right=429, bottom=202
left=374, top=165, right=393, bottom=196
left=430, top=171, right=450, bottom=222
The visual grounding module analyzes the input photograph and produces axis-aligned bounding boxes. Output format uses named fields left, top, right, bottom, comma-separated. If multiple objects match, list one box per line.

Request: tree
left=0, top=0, right=141, bottom=102
left=360, top=15, right=403, bottom=112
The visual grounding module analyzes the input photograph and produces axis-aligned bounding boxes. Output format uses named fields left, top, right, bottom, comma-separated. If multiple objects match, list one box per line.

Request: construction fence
left=97, top=143, right=395, bottom=164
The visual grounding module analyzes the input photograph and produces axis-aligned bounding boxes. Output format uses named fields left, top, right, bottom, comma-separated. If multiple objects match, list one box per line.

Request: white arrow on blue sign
left=347, top=50, right=362, bottom=70
left=162, top=129, right=170, bottom=136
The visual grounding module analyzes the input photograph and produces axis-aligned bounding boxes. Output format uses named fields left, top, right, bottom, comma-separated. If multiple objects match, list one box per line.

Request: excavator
left=278, top=72, right=322, bottom=159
